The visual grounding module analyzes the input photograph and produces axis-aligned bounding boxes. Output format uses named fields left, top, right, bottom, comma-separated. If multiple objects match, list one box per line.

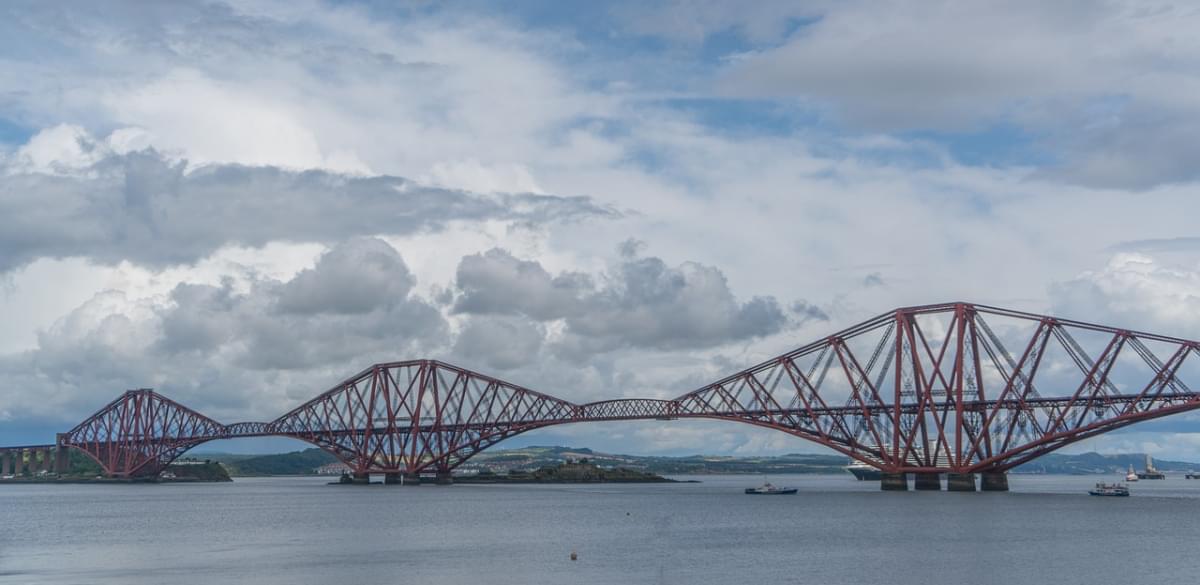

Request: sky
left=3, top=0, right=1200, bottom=458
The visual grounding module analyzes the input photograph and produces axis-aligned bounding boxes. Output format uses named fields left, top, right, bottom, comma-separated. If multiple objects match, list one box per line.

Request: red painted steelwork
left=50, top=303, right=1200, bottom=478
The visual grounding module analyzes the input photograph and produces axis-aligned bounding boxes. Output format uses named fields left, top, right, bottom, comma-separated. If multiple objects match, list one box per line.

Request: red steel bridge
left=9, top=302, right=1200, bottom=491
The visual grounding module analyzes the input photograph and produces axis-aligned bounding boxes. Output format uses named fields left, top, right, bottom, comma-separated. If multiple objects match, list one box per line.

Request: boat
left=845, top=460, right=882, bottom=481
left=1186, top=472, right=1200, bottom=480
left=744, top=482, right=798, bottom=495
left=1088, top=482, right=1130, bottom=497
left=1125, top=465, right=1138, bottom=482
left=1136, top=454, right=1166, bottom=480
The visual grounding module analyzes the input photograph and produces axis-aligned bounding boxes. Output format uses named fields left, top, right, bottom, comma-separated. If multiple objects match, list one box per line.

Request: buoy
left=570, top=550, right=578, bottom=561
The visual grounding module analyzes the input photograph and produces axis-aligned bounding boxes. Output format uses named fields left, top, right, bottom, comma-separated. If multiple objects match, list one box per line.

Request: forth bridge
left=4, top=302, right=1199, bottom=492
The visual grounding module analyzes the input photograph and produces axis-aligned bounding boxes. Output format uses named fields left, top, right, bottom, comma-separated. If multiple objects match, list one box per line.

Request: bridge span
left=7, top=302, right=1200, bottom=491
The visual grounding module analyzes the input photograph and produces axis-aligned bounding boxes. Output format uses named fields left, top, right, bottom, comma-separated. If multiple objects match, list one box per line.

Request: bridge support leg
left=403, top=473, right=422, bottom=485
left=384, top=473, right=401, bottom=485
left=55, top=448, right=69, bottom=474
left=352, top=472, right=370, bottom=485
left=435, top=471, right=453, bottom=485
left=880, top=472, right=908, bottom=491
left=980, top=472, right=1008, bottom=492
left=947, top=473, right=977, bottom=492
left=0, top=451, right=9, bottom=476
left=914, top=472, right=941, bottom=490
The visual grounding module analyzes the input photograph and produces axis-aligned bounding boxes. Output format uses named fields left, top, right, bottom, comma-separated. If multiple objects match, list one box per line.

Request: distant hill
left=203, top=445, right=1200, bottom=477
left=218, top=449, right=337, bottom=476
left=1014, top=452, right=1200, bottom=475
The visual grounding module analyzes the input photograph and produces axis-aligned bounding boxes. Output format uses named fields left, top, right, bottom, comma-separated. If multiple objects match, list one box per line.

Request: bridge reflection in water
left=10, top=302, right=1200, bottom=492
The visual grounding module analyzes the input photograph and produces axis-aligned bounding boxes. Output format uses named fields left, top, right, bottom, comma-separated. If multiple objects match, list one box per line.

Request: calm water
left=3, top=474, right=1200, bottom=585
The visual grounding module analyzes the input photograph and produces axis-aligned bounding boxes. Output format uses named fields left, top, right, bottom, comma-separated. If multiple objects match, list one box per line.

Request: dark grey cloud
left=277, top=237, right=416, bottom=315
left=453, top=248, right=591, bottom=320
left=789, top=300, right=829, bottom=325
left=452, top=245, right=789, bottom=355
left=1029, top=102, right=1200, bottom=190
left=452, top=315, right=544, bottom=371
left=0, top=148, right=618, bottom=273
left=712, top=2, right=1200, bottom=189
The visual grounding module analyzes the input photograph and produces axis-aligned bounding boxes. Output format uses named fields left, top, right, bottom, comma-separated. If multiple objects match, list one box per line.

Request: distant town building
left=314, top=461, right=351, bottom=475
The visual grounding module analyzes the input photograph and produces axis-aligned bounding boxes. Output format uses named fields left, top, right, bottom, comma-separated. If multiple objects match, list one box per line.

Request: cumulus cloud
left=453, top=248, right=591, bottom=320
left=0, top=126, right=617, bottom=273
left=1050, top=253, right=1200, bottom=338
left=453, top=244, right=790, bottom=356
left=0, top=238, right=449, bottom=422
left=276, top=237, right=417, bottom=315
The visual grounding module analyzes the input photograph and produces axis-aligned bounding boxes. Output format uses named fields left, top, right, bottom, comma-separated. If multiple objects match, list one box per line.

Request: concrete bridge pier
left=0, top=451, right=10, bottom=476
left=55, top=448, right=69, bottom=474
left=947, top=473, right=977, bottom=492
left=351, top=472, right=371, bottom=485
left=914, top=472, right=941, bottom=490
left=980, top=472, right=1009, bottom=492
left=435, top=471, right=453, bottom=485
left=880, top=472, right=908, bottom=491
left=383, top=473, right=423, bottom=485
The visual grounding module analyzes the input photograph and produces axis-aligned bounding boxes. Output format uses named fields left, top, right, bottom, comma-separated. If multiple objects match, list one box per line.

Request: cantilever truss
left=55, top=303, right=1200, bottom=478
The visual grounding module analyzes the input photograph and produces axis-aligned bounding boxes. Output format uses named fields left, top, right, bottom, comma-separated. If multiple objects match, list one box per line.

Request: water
left=3, top=474, right=1200, bottom=585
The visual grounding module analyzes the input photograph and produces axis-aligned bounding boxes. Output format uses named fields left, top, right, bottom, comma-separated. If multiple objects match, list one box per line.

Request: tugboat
left=1136, top=454, right=1166, bottom=480
left=744, top=482, right=798, bottom=495
left=1088, top=482, right=1130, bottom=497
left=1125, top=465, right=1139, bottom=482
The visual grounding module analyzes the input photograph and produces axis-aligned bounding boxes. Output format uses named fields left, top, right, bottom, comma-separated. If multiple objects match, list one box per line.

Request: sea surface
left=2, top=473, right=1199, bottom=585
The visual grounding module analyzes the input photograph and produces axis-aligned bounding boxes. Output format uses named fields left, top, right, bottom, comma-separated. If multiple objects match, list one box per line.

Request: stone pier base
left=435, top=471, right=453, bottom=485
left=914, top=472, right=941, bottom=491
left=880, top=472, right=908, bottom=491
left=384, top=473, right=402, bottom=485
left=947, top=473, right=977, bottom=492
left=351, top=472, right=371, bottom=484
left=980, top=472, right=1009, bottom=492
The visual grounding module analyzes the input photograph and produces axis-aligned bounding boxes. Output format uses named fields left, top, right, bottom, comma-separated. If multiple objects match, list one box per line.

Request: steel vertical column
left=953, top=303, right=967, bottom=471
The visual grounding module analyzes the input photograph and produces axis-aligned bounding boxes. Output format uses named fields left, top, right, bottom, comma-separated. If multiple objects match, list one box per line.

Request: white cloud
left=104, top=69, right=369, bottom=173
left=2, top=0, right=1200, bottom=457
left=1051, top=253, right=1200, bottom=338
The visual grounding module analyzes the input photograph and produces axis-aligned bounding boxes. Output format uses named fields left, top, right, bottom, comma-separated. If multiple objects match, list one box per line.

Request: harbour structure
left=1137, top=454, right=1166, bottom=480
left=5, top=302, right=1200, bottom=492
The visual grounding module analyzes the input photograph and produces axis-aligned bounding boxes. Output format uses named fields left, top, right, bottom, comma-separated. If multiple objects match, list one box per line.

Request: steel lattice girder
left=51, top=302, right=1200, bottom=477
